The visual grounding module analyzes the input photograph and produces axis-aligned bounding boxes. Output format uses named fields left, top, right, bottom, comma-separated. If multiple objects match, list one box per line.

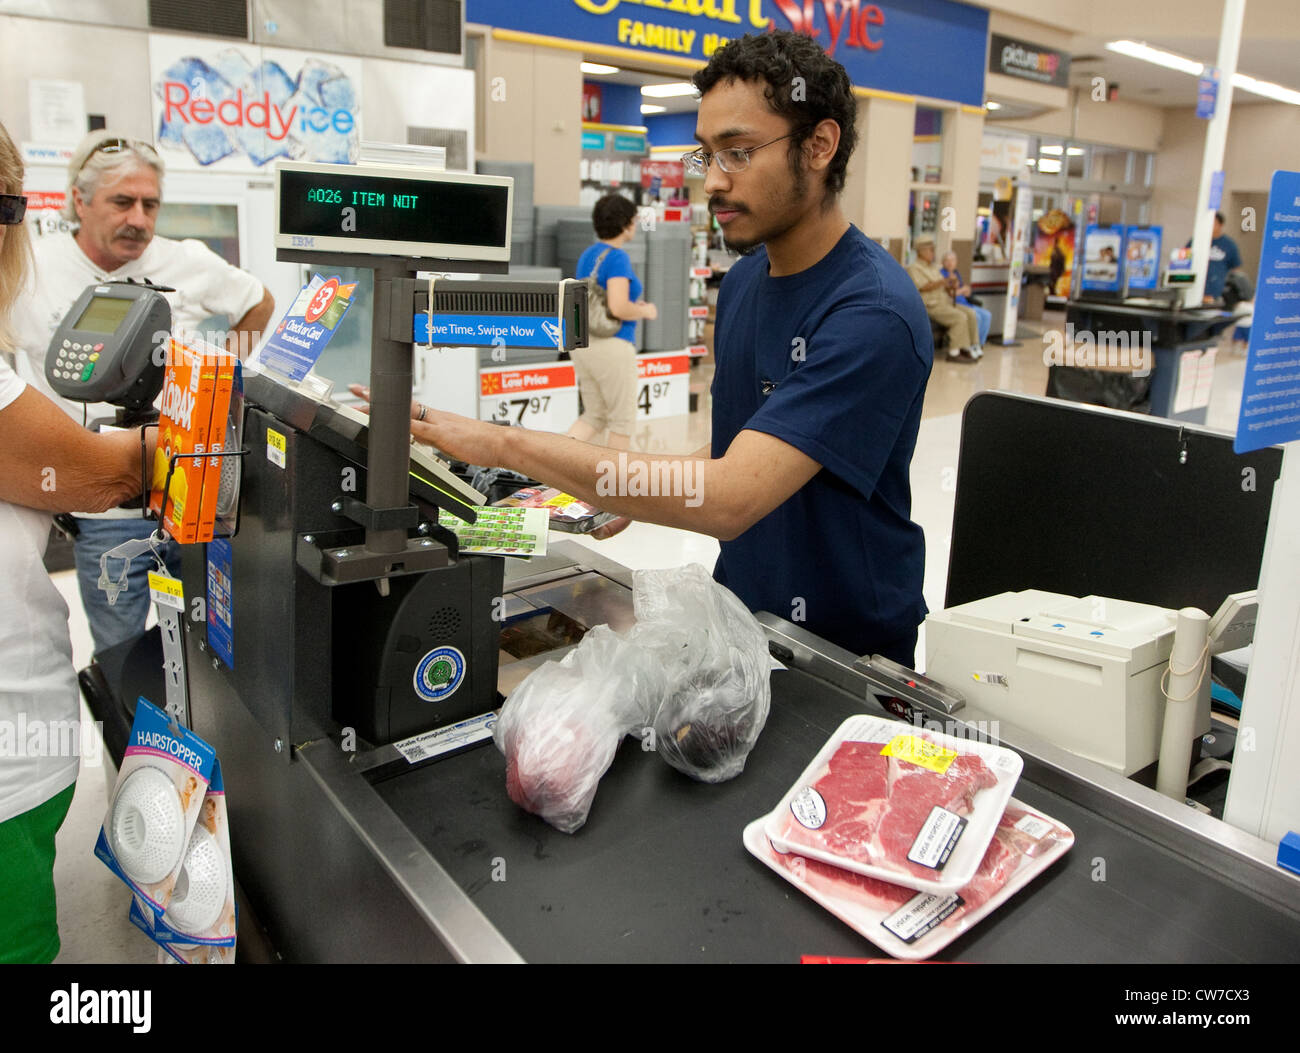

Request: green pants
left=0, top=782, right=76, bottom=964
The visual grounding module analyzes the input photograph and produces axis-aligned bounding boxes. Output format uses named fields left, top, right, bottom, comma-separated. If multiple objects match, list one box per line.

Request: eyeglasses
left=681, top=130, right=804, bottom=177
left=0, top=194, right=27, bottom=225
left=79, top=137, right=159, bottom=174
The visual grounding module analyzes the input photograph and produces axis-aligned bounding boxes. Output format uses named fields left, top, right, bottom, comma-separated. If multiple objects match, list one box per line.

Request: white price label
left=1014, top=813, right=1054, bottom=840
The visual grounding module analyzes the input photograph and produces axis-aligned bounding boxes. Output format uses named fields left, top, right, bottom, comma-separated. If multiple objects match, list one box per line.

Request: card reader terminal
left=45, top=281, right=171, bottom=412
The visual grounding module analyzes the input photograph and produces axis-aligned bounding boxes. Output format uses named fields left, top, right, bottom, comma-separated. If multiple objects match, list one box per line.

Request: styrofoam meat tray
left=764, top=714, right=1024, bottom=894
left=746, top=796, right=1074, bottom=961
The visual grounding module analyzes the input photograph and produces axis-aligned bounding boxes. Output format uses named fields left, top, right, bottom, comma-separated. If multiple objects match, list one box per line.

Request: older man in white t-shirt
left=10, top=131, right=274, bottom=656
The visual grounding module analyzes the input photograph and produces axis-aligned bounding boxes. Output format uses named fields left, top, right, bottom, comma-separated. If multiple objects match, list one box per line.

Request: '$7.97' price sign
left=478, top=364, right=579, bottom=431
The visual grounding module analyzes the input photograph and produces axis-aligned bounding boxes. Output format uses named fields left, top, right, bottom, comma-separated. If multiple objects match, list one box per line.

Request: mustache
left=114, top=225, right=150, bottom=241
left=709, top=199, right=746, bottom=214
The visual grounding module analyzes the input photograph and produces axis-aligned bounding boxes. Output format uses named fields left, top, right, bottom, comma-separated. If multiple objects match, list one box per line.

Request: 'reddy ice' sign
left=149, top=35, right=362, bottom=171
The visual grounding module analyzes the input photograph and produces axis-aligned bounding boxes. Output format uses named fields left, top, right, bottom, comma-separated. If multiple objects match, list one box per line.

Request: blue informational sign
left=206, top=537, right=234, bottom=669
left=1209, top=170, right=1225, bottom=211
left=1080, top=224, right=1125, bottom=293
left=1235, top=170, right=1300, bottom=453
left=613, top=133, right=647, bottom=152
left=581, top=130, right=606, bottom=150
left=257, top=274, right=356, bottom=381
left=466, top=0, right=989, bottom=107
left=1124, top=226, right=1162, bottom=291
left=1197, top=67, right=1219, bottom=119
left=414, top=313, right=564, bottom=349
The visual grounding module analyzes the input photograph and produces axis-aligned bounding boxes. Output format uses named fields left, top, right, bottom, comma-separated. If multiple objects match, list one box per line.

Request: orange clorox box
left=150, top=338, right=232, bottom=544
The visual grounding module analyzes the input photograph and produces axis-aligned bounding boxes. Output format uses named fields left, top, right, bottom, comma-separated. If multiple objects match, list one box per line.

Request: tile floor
left=47, top=312, right=1252, bottom=962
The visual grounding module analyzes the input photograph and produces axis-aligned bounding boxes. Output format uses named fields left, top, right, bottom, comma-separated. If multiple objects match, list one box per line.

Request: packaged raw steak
left=745, top=798, right=1073, bottom=960
left=765, top=715, right=1023, bottom=894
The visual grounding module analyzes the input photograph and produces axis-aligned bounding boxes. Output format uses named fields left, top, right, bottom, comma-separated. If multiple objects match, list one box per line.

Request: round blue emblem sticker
left=413, top=646, right=466, bottom=703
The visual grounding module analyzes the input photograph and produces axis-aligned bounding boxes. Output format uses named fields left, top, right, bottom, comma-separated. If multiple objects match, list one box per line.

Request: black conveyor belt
left=374, top=664, right=1300, bottom=963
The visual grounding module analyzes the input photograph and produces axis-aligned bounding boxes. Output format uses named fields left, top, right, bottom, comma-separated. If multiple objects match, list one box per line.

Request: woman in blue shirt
left=569, top=195, right=656, bottom=450
left=941, top=251, right=991, bottom=348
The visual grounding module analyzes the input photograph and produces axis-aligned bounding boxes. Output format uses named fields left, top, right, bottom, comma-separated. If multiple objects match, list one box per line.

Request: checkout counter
left=1054, top=235, right=1236, bottom=422
left=77, top=163, right=1300, bottom=963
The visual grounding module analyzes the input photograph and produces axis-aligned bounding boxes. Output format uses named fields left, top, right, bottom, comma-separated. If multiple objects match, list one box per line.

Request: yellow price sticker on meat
left=147, top=571, right=185, bottom=612
left=267, top=428, right=286, bottom=469
left=881, top=734, right=959, bottom=774
left=542, top=491, right=577, bottom=508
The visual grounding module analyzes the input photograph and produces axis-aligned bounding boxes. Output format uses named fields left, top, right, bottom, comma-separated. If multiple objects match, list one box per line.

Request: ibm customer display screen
left=276, top=163, right=511, bottom=261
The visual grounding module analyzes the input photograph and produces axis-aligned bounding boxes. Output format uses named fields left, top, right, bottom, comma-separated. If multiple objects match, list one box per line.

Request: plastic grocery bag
left=631, top=564, right=772, bottom=784
left=494, top=624, right=663, bottom=834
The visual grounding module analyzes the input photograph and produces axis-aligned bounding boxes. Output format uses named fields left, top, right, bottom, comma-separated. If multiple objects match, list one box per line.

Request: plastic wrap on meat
left=782, top=740, right=998, bottom=878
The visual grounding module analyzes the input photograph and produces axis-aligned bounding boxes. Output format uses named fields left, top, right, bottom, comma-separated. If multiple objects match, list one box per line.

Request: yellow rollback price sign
left=880, top=734, right=959, bottom=775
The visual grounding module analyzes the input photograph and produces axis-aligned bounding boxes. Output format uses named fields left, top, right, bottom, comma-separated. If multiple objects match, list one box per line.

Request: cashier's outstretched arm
left=407, top=404, right=821, bottom=541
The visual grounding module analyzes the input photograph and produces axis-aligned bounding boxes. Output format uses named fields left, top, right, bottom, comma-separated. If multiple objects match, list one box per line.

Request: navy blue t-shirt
left=576, top=242, right=643, bottom=343
left=711, top=226, right=933, bottom=663
left=1206, top=235, right=1243, bottom=299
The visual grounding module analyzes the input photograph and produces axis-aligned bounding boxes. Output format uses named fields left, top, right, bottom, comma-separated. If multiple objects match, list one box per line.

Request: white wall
left=1152, top=102, right=1300, bottom=247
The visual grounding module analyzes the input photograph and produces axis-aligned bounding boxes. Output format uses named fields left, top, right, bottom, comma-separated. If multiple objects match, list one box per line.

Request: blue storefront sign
left=467, top=0, right=989, bottom=107
left=1235, top=170, right=1300, bottom=453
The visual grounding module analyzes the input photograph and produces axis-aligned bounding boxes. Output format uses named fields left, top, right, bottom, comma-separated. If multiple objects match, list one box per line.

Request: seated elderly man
left=907, top=235, right=982, bottom=361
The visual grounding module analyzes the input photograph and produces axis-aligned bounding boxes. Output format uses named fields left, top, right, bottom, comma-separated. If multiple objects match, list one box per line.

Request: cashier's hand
left=347, top=384, right=505, bottom=466
left=589, top=515, right=633, bottom=541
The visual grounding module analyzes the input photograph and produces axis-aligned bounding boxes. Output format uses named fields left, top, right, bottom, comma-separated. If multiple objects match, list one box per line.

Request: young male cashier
left=358, top=33, right=933, bottom=665
left=10, top=131, right=274, bottom=656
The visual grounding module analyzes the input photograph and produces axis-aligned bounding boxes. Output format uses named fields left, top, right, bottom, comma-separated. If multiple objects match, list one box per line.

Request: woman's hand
left=347, top=384, right=506, bottom=467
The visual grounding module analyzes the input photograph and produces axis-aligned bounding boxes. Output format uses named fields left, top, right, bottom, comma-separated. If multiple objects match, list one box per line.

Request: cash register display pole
left=365, top=259, right=414, bottom=556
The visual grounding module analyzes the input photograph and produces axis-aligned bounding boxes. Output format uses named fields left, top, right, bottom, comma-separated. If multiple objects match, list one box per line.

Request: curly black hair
left=691, top=32, right=858, bottom=197
left=592, top=193, right=638, bottom=239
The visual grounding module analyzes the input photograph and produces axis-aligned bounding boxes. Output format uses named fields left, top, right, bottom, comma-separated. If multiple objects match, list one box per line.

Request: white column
left=1185, top=0, right=1245, bottom=307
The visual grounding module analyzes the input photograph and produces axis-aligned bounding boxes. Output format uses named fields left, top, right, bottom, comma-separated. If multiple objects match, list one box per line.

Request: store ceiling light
left=642, top=82, right=696, bottom=98
left=1025, top=158, right=1037, bottom=167
left=641, top=104, right=667, bottom=115
left=1107, top=40, right=1300, bottom=106
left=985, top=101, right=1002, bottom=110
left=1067, top=147, right=1086, bottom=155
left=1105, top=40, right=1204, bottom=76
left=1040, top=145, right=1064, bottom=155
left=581, top=62, right=620, bottom=75
left=1232, top=73, right=1300, bottom=106
left=1037, top=158, right=1063, bottom=174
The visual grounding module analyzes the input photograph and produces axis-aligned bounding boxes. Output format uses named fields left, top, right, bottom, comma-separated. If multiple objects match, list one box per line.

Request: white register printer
left=925, top=591, right=1212, bottom=776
